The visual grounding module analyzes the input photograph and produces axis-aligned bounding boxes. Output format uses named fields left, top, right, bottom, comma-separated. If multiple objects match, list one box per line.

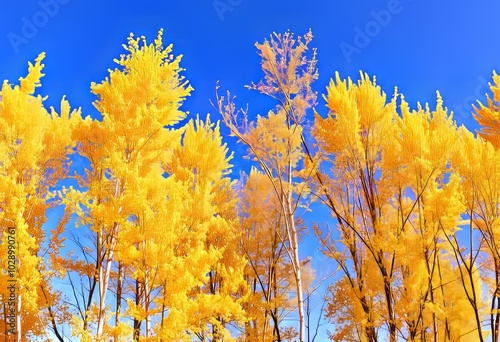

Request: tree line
left=1, top=29, right=500, bottom=341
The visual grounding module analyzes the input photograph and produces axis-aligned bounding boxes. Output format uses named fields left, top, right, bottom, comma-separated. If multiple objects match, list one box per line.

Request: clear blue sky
left=2, top=1, right=500, bottom=131
left=2, top=0, right=500, bottom=338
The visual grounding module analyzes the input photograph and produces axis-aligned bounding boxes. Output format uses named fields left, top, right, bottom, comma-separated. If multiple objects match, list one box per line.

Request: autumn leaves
left=1, top=27, right=500, bottom=341
left=66, top=31, right=249, bottom=340
left=311, top=56, right=500, bottom=340
left=1, top=30, right=246, bottom=340
left=217, top=30, right=500, bottom=341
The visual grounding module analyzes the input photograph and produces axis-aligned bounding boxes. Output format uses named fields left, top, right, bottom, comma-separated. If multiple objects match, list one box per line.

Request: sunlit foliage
left=1, top=29, right=500, bottom=342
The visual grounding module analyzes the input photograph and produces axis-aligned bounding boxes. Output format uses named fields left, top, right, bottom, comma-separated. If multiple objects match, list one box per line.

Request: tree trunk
left=97, top=180, right=121, bottom=337
left=287, top=196, right=305, bottom=342
left=145, top=269, right=150, bottom=338
left=115, top=262, right=123, bottom=341
left=382, top=274, right=396, bottom=342
left=96, top=222, right=120, bottom=336
left=16, top=294, right=21, bottom=342
left=134, top=278, right=142, bottom=340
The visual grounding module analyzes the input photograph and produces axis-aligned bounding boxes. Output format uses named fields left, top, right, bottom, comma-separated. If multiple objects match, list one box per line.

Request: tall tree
left=0, top=53, right=77, bottom=341
left=154, top=116, right=248, bottom=341
left=68, top=29, right=192, bottom=339
left=454, top=70, right=500, bottom=342
left=56, top=30, right=248, bottom=341
left=237, top=167, right=298, bottom=341
left=215, top=30, right=318, bottom=342
left=314, top=73, right=477, bottom=341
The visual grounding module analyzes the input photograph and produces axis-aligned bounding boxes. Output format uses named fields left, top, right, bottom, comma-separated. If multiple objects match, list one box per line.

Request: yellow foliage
left=473, top=71, right=500, bottom=148
left=0, top=52, right=78, bottom=338
left=4, top=28, right=500, bottom=342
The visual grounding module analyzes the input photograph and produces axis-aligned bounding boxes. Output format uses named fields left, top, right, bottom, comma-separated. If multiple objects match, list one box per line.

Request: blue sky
left=2, top=1, right=500, bottom=131
left=2, top=0, right=500, bottom=338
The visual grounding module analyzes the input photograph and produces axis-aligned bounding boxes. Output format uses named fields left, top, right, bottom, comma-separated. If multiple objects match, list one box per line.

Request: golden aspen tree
left=152, top=116, right=248, bottom=341
left=324, top=276, right=379, bottom=341
left=60, top=30, right=248, bottom=341
left=392, top=94, right=472, bottom=341
left=215, top=30, right=318, bottom=342
left=314, top=72, right=474, bottom=341
left=237, top=167, right=298, bottom=341
left=313, top=73, right=397, bottom=341
left=446, top=128, right=492, bottom=342
left=451, top=72, right=500, bottom=342
left=68, top=30, right=193, bottom=340
left=0, top=53, right=78, bottom=341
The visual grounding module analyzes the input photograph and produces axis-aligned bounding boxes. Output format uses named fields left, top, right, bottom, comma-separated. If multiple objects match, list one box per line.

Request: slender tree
left=0, top=53, right=77, bottom=340
left=314, top=73, right=478, bottom=341
left=237, top=167, right=298, bottom=341
left=215, top=30, right=318, bottom=342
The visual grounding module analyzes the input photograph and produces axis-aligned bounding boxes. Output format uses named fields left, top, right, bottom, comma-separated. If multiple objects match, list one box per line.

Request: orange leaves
left=5, top=28, right=500, bottom=341
left=218, top=30, right=318, bottom=342
left=245, top=109, right=303, bottom=172
left=237, top=167, right=298, bottom=339
left=452, top=121, right=500, bottom=221
left=314, top=71, right=478, bottom=341
left=397, top=93, right=458, bottom=180
left=54, top=30, right=249, bottom=340
left=252, top=30, right=317, bottom=115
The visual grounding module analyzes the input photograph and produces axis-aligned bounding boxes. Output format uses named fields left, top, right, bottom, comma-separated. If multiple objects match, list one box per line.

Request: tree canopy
left=1, top=29, right=500, bottom=342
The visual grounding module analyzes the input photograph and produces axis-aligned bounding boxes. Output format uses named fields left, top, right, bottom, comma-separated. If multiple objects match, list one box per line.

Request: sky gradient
left=2, top=1, right=500, bottom=130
